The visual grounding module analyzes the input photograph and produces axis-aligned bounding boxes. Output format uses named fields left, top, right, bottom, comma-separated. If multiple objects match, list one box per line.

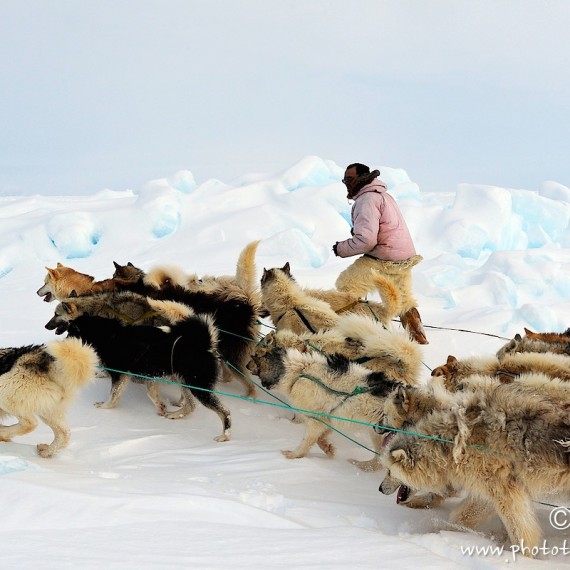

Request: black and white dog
left=56, top=314, right=230, bottom=442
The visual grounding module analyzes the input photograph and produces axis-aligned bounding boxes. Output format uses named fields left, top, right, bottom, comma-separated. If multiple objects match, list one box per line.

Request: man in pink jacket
left=333, top=163, right=428, bottom=344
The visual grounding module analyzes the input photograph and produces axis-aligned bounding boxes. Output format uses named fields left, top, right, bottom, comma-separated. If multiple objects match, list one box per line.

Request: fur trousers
left=335, top=255, right=423, bottom=316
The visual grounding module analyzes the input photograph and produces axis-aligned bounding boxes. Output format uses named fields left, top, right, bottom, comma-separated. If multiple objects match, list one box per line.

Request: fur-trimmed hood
left=347, top=169, right=385, bottom=199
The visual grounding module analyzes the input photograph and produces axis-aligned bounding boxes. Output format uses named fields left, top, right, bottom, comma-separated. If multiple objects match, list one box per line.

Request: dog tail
left=334, top=313, right=422, bottom=386
left=46, top=337, right=99, bottom=390
left=235, top=240, right=267, bottom=315
left=144, top=264, right=188, bottom=289
left=172, top=313, right=220, bottom=355
left=370, top=270, right=400, bottom=321
left=235, top=240, right=261, bottom=293
left=147, top=298, right=195, bottom=324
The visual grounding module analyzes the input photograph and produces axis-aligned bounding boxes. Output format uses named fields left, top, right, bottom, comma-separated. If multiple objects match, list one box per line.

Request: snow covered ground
left=0, top=156, right=569, bottom=568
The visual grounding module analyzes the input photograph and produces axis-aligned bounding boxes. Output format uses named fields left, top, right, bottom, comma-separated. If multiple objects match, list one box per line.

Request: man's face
left=342, top=166, right=358, bottom=193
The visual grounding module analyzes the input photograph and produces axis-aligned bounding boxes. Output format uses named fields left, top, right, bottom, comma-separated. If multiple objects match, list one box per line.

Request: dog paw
left=164, top=410, right=187, bottom=419
left=349, top=457, right=380, bottom=471
left=36, top=444, right=54, bottom=458
left=319, top=442, right=336, bottom=458
left=281, top=450, right=303, bottom=459
left=402, top=492, right=445, bottom=509
left=214, top=433, right=230, bottom=442
left=95, top=401, right=113, bottom=409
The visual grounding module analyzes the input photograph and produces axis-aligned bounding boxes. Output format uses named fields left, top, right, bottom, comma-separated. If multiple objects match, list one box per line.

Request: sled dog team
left=0, top=240, right=568, bottom=556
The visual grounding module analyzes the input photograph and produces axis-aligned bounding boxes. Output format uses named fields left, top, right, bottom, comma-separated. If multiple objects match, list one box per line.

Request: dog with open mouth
left=378, top=373, right=570, bottom=555
left=37, top=262, right=117, bottom=302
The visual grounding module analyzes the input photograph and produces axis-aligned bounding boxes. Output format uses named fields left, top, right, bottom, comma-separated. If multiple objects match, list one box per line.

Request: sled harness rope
left=274, top=307, right=318, bottom=334
left=296, top=373, right=373, bottom=397
left=97, top=364, right=485, bottom=453
left=335, top=298, right=382, bottom=322
left=104, top=305, right=161, bottom=325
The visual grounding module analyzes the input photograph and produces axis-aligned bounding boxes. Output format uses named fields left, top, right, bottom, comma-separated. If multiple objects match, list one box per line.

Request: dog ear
left=60, top=302, right=74, bottom=315
left=394, top=385, right=411, bottom=413
left=446, top=355, right=457, bottom=364
left=514, top=333, right=522, bottom=341
left=113, top=261, right=121, bottom=270
left=390, top=449, right=410, bottom=465
left=56, top=262, right=64, bottom=268
left=127, top=262, right=135, bottom=267
left=282, top=262, right=291, bottom=275
left=524, top=328, right=538, bottom=338
left=69, top=290, right=78, bottom=298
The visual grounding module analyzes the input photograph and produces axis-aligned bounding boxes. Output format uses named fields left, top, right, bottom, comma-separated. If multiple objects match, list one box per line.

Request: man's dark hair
left=346, top=163, right=370, bottom=176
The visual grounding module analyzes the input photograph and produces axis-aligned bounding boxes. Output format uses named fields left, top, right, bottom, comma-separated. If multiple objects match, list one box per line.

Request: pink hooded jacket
left=335, top=180, right=416, bottom=262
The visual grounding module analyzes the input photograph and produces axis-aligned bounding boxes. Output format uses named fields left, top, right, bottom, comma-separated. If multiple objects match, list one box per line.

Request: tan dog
left=253, top=347, right=403, bottom=471
left=37, top=262, right=116, bottom=302
left=0, top=337, right=98, bottom=457
left=249, top=312, right=422, bottom=387
left=261, top=263, right=340, bottom=334
left=380, top=374, right=570, bottom=554
left=432, top=351, right=570, bottom=388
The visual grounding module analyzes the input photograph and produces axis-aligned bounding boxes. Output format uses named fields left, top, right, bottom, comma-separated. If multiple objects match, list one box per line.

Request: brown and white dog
left=37, top=262, right=116, bottom=302
left=496, top=327, right=570, bottom=359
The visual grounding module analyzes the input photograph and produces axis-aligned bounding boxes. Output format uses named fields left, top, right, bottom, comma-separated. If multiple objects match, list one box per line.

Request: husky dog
left=58, top=314, right=231, bottom=442
left=37, top=262, right=117, bottom=302
left=113, top=241, right=264, bottom=308
left=524, top=327, right=570, bottom=343
left=260, top=264, right=341, bottom=334
left=111, top=261, right=145, bottom=285
left=0, top=337, right=98, bottom=457
left=496, top=328, right=570, bottom=359
left=432, top=351, right=570, bottom=388
left=109, top=273, right=261, bottom=398
left=249, top=312, right=422, bottom=387
left=379, top=375, right=570, bottom=553
left=253, top=347, right=400, bottom=471
left=261, top=263, right=398, bottom=333
left=45, top=292, right=196, bottom=411
left=45, top=291, right=193, bottom=332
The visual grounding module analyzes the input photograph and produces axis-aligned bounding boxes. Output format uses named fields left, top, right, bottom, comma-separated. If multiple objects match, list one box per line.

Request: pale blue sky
left=1, top=0, right=569, bottom=195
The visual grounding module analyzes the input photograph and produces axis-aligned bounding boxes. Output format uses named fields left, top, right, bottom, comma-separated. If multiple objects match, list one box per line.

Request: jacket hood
left=346, top=169, right=381, bottom=199
left=346, top=170, right=388, bottom=200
